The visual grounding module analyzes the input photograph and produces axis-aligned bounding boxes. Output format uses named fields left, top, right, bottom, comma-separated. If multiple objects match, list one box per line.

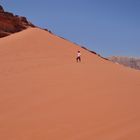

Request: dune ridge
left=0, top=28, right=140, bottom=140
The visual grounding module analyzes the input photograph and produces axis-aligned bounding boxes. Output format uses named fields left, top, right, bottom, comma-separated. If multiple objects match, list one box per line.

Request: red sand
left=0, top=28, right=140, bottom=140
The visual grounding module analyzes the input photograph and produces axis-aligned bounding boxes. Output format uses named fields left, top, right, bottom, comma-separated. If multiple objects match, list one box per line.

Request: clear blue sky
left=1, top=0, right=140, bottom=57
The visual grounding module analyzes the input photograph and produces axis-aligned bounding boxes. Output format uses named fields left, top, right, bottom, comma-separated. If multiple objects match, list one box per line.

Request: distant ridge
left=108, top=56, right=140, bottom=70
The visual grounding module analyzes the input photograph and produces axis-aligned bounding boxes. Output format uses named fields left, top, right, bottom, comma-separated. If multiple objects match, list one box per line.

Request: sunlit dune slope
left=0, top=28, right=140, bottom=140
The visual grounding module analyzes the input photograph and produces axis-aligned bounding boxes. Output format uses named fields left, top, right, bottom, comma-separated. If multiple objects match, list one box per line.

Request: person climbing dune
left=76, top=51, right=81, bottom=62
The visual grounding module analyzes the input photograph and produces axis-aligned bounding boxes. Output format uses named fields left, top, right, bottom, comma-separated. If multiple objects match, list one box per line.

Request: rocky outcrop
left=108, top=56, right=140, bottom=70
left=0, top=5, right=4, bottom=12
left=0, top=5, right=35, bottom=38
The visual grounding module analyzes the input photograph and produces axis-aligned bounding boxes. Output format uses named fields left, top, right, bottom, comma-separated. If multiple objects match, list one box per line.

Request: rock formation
left=0, top=5, right=35, bottom=38
left=108, top=56, right=140, bottom=70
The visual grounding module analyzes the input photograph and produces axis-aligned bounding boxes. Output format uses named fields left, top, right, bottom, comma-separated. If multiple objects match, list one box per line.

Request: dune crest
left=0, top=28, right=140, bottom=140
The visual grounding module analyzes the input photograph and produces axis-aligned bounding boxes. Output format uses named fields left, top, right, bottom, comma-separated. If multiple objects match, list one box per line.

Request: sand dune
left=0, top=28, right=140, bottom=140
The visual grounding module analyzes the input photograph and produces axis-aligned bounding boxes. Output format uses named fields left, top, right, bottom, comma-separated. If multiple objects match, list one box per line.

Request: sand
left=0, top=28, right=140, bottom=140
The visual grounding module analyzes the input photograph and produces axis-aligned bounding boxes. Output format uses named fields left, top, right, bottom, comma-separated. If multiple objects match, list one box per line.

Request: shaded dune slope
left=0, top=28, right=140, bottom=140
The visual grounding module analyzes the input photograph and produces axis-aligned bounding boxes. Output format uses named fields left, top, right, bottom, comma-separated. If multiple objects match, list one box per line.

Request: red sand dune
left=0, top=28, right=140, bottom=140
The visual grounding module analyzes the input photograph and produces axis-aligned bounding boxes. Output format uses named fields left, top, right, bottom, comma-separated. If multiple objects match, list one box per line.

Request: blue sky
left=1, top=0, right=140, bottom=57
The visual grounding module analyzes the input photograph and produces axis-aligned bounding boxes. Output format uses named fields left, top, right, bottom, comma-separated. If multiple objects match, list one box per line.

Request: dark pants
left=76, top=56, right=81, bottom=62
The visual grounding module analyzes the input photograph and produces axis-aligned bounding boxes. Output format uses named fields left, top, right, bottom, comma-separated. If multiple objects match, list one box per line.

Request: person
left=76, top=51, right=81, bottom=62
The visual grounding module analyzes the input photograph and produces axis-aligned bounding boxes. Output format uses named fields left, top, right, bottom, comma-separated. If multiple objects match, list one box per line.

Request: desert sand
left=0, top=28, right=140, bottom=140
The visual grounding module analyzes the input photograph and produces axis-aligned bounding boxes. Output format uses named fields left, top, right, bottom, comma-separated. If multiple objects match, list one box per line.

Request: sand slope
left=0, top=28, right=140, bottom=140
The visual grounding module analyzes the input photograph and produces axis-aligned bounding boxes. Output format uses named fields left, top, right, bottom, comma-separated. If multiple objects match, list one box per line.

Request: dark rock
left=3, top=12, right=14, bottom=16
left=0, top=5, right=35, bottom=38
left=0, top=5, right=4, bottom=12
left=82, top=46, right=97, bottom=54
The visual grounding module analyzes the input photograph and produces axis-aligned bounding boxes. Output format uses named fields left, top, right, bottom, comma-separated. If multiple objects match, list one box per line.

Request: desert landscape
left=0, top=27, right=140, bottom=140
left=0, top=4, right=140, bottom=140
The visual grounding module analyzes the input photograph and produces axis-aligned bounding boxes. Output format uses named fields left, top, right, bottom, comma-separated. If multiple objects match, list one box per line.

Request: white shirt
left=77, top=52, right=81, bottom=57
